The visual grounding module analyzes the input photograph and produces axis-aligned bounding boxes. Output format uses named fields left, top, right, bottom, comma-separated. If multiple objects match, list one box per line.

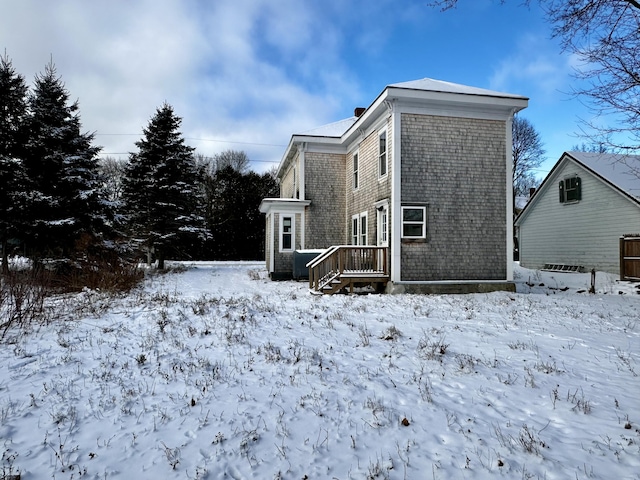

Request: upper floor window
left=378, top=130, right=387, bottom=177
left=353, top=151, right=359, bottom=190
left=559, top=177, right=581, bottom=203
left=401, top=206, right=427, bottom=239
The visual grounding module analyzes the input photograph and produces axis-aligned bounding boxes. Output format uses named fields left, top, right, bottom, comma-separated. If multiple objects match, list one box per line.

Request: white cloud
left=489, top=33, right=572, bottom=100
left=0, top=0, right=365, bottom=170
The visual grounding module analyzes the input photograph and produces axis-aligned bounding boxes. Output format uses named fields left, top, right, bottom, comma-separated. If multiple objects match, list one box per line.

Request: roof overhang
left=259, top=198, right=311, bottom=215
left=276, top=79, right=529, bottom=178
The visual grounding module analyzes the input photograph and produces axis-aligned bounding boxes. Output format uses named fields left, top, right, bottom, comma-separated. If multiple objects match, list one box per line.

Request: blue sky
left=1, top=0, right=590, bottom=177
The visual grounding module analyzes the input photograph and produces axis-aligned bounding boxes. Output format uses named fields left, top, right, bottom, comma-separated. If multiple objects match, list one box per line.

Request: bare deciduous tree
left=214, top=149, right=250, bottom=173
left=98, top=156, right=127, bottom=204
left=429, top=0, right=640, bottom=154
left=513, top=115, right=545, bottom=196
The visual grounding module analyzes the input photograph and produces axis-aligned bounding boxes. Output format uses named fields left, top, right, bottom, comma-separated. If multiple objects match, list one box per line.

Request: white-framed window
left=353, top=151, right=359, bottom=190
left=352, top=215, right=359, bottom=245
left=377, top=205, right=388, bottom=246
left=280, top=215, right=294, bottom=251
left=360, top=212, right=368, bottom=245
left=351, top=211, right=368, bottom=245
left=378, top=129, right=387, bottom=178
left=401, top=206, right=427, bottom=239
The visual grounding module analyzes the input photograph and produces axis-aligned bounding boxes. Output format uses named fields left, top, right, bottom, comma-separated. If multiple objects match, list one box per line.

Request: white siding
left=518, top=159, right=640, bottom=274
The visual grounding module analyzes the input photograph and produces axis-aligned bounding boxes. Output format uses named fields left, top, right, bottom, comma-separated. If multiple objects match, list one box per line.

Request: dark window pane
left=403, top=208, right=424, bottom=222
left=403, top=224, right=423, bottom=237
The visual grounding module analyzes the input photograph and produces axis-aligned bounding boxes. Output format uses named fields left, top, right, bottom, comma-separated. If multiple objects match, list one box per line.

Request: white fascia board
left=276, top=137, right=298, bottom=178
left=342, top=94, right=390, bottom=147
left=395, top=99, right=526, bottom=122
left=389, top=87, right=528, bottom=112
left=305, top=143, right=346, bottom=155
left=277, top=134, right=343, bottom=177
left=259, top=198, right=310, bottom=215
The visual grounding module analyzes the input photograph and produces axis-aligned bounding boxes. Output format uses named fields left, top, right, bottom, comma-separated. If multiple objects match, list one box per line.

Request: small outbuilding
left=515, top=151, right=640, bottom=275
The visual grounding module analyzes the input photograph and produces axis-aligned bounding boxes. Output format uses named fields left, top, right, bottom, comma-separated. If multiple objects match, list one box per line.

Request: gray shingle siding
left=346, top=118, right=392, bottom=244
left=400, top=113, right=507, bottom=281
left=305, top=152, right=346, bottom=248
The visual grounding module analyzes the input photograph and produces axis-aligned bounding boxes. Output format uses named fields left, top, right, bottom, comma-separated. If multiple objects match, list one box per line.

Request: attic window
left=559, top=177, right=581, bottom=203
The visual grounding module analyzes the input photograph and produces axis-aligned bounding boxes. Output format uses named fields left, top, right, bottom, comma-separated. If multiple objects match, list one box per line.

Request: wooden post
left=589, top=269, right=596, bottom=294
left=620, top=236, right=624, bottom=281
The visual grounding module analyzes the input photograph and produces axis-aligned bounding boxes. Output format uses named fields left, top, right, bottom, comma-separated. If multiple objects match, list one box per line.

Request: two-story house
left=260, top=78, right=528, bottom=293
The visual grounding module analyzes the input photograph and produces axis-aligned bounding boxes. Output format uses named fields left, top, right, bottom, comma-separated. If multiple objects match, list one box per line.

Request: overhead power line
left=95, top=133, right=287, bottom=148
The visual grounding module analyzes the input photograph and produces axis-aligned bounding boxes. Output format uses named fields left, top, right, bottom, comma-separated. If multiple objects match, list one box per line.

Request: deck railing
left=307, top=246, right=389, bottom=292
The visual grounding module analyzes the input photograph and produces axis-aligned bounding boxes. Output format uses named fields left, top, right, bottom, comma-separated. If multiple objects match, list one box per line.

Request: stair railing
left=307, top=246, right=389, bottom=292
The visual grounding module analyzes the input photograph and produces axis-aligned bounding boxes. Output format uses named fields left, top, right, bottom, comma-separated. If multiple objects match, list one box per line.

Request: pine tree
left=0, top=53, right=29, bottom=273
left=122, top=103, right=207, bottom=269
left=22, top=61, right=107, bottom=262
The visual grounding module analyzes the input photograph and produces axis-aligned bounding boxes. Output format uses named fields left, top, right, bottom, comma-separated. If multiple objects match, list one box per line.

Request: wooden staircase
left=307, top=246, right=389, bottom=294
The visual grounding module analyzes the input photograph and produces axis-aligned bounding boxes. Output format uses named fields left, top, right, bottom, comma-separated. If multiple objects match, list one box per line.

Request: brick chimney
left=354, top=107, right=366, bottom=117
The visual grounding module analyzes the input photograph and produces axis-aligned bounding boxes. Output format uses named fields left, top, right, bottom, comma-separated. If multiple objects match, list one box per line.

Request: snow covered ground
left=1, top=262, right=639, bottom=479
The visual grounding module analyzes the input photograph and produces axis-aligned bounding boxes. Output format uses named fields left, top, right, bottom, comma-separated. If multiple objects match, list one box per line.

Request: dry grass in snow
left=0, top=262, right=639, bottom=479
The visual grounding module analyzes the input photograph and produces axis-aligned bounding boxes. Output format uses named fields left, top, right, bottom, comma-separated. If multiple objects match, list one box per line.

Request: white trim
left=376, top=202, right=389, bottom=247
left=505, top=114, right=514, bottom=282
left=351, top=211, right=368, bottom=245
left=360, top=211, right=368, bottom=245
left=351, top=214, right=359, bottom=245
left=378, top=127, right=388, bottom=179
left=391, top=107, right=401, bottom=283
left=352, top=149, right=360, bottom=191
left=401, top=206, right=427, bottom=239
left=299, top=144, right=306, bottom=201
left=279, top=214, right=295, bottom=253
left=268, top=212, right=275, bottom=273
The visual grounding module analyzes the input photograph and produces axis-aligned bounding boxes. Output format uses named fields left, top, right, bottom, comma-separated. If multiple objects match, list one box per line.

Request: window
left=353, top=152, right=359, bottom=189
left=280, top=215, right=294, bottom=251
left=377, top=205, right=388, bottom=246
left=559, top=177, right=581, bottom=203
left=401, top=206, right=426, bottom=239
left=360, top=213, right=368, bottom=245
left=292, top=166, right=297, bottom=199
left=352, top=215, right=359, bottom=245
left=352, top=211, right=368, bottom=245
left=378, top=130, right=387, bottom=177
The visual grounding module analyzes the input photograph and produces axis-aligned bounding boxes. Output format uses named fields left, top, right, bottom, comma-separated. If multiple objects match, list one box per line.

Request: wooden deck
left=307, top=246, right=389, bottom=294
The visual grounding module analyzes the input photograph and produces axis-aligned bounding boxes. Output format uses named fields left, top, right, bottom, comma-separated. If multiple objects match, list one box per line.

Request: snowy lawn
left=1, top=262, right=639, bottom=479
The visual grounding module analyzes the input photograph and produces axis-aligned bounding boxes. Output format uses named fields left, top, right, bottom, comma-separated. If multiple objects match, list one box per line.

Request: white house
left=515, top=151, right=640, bottom=275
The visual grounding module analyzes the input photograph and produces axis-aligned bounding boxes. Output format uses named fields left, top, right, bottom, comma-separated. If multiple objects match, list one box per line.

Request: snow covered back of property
left=0, top=262, right=638, bottom=479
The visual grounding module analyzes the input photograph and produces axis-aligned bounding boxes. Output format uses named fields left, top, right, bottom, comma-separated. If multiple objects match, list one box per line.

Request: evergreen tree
left=0, top=53, right=29, bottom=272
left=122, top=103, right=207, bottom=269
left=22, top=62, right=107, bottom=262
